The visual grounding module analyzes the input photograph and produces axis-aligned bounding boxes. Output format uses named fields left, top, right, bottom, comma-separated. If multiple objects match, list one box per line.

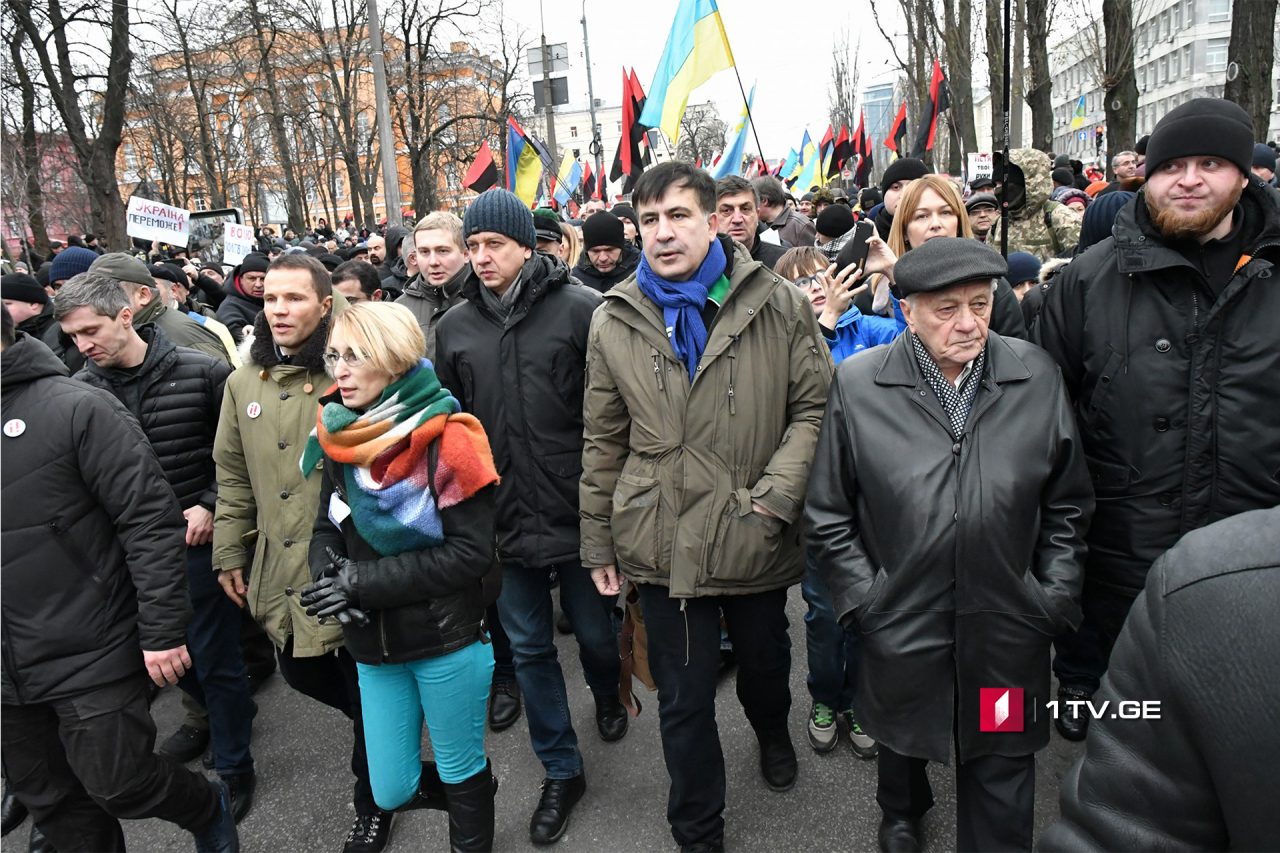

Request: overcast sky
left=502, top=0, right=1102, bottom=159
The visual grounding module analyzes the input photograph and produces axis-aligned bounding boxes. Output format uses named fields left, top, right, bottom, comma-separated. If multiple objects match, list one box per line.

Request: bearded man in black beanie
left=1034, top=97, right=1280, bottom=744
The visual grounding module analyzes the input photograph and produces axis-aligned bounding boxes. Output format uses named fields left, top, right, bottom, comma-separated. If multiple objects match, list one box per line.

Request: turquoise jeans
left=356, top=639, right=494, bottom=809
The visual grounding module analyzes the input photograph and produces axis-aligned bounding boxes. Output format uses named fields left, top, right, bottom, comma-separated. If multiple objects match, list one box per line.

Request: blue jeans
left=801, top=550, right=860, bottom=711
left=496, top=563, right=619, bottom=779
left=177, top=544, right=254, bottom=777
left=357, top=640, right=494, bottom=809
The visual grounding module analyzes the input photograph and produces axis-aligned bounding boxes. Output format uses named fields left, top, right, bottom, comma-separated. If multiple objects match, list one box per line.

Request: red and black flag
left=828, top=125, right=851, bottom=179
left=854, top=111, right=873, bottom=187
left=463, top=139, right=498, bottom=193
left=581, top=159, right=598, bottom=201
left=912, top=59, right=950, bottom=156
left=885, top=102, right=908, bottom=156
left=819, top=124, right=835, bottom=173
left=610, top=67, right=650, bottom=192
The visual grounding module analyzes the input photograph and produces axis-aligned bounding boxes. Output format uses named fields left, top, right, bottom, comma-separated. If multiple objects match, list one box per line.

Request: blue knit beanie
left=1005, top=252, right=1042, bottom=286
left=463, top=189, right=536, bottom=250
left=48, top=246, right=98, bottom=284
left=1078, top=191, right=1135, bottom=253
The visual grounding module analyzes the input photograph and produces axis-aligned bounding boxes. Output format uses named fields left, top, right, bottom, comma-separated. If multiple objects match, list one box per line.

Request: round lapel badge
left=3, top=418, right=26, bottom=437
left=246, top=402, right=262, bottom=419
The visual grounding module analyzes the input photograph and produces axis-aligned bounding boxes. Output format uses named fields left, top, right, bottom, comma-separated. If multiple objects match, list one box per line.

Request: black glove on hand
left=300, top=546, right=361, bottom=619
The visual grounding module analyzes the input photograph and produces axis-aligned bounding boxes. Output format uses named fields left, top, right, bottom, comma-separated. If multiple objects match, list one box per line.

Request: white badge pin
left=246, top=402, right=262, bottom=419
left=3, top=419, right=26, bottom=438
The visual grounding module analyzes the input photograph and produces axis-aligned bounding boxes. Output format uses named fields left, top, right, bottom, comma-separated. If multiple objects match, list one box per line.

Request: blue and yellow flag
left=793, top=131, right=823, bottom=191
left=639, top=0, right=736, bottom=142
left=710, top=83, right=754, bottom=179
left=506, top=117, right=543, bottom=206
left=552, top=151, right=584, bottom=206
left=1070, top=95, right=1087, bottom=130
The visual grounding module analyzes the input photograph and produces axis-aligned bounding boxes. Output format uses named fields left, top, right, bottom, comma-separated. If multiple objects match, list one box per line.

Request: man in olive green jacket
left=211, top=255, right=390, bottom=851
left=581, top=162, right=833, bottom=850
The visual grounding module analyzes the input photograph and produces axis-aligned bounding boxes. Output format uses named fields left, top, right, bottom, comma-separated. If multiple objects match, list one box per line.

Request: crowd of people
left=2, top=96, right=1278, bottom=853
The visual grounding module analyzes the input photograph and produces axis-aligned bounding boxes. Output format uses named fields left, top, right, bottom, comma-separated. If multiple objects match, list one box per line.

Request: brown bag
left=619, top=584, right=656, bottom=717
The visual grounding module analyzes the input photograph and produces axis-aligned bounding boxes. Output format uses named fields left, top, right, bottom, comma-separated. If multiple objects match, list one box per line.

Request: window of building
left=569, top=125, right=578, bottom=138
left=123, top=142, right=137, bottom=171
left=357, top=112, right=370, bottom=139
left=192, top=189, right=208, bottom=211
left=1184, top=44, right=1193, bottom=74
left=1205, top=37, right=1229, bottom=71
left=616, top=121, right=622, bottom=132
left=1159, top=56, right=1169, bottom=83
left=1206, top=0, right=1229, bottom=22
left=1170, top=49, right=1180, bottom=78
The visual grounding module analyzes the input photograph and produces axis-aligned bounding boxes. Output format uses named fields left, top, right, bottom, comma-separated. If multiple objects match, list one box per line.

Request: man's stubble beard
left=1147, top=182, right=1243, bottom=242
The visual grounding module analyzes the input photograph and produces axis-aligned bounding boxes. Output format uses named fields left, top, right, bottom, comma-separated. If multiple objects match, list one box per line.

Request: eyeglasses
left=322, top=350, right=366, bottom=369
left=792, top=274, right=822, bottom=289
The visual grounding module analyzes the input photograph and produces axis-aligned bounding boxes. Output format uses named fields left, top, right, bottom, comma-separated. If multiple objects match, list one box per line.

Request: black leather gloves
left=300, top=546, right=369, bottom=628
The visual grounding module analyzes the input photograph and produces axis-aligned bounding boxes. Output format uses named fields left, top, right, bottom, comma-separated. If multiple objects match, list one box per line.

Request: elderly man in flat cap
left=804, top=237, right=1093, bottom=853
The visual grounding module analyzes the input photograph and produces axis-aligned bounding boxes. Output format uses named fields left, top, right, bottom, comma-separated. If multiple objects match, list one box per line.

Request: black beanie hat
left=582, top=212, right=626, bottom=250
left=1145, top=98, right=1255, bottom=176
left=1, top=273, right=48, bottom=305
left=463, top=189, right=536, bottom=250
left=1252, top=142, right=1277, bottom=171
left=880, top=158, right=930, bottom=192
left=1051, top=167, right=1075, bottom=187
left=815, top=204, right=855, bottom=239
left=239, top=253, right=271, bottom=275
left=609, top=204, right=640, bottom=235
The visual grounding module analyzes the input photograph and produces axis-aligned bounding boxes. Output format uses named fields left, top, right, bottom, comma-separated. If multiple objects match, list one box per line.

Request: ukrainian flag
left=639, top=0, right=736, bottom=142
left=710, top=83, right=754, bottom=179
left=1070, top=95, right=1087, bottom=130
left=794, top=132, right=822, bottom=191
left=506, top=117, right=543, bottom=206
left=552, top=151, right=583, bottom=206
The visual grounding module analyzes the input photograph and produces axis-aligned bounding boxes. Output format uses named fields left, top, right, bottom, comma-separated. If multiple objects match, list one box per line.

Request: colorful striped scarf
left=300, top=358, right=500, bottom=556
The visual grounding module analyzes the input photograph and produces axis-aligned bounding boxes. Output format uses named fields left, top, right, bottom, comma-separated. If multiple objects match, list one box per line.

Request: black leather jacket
left=308, top=450, right=495, bottom=666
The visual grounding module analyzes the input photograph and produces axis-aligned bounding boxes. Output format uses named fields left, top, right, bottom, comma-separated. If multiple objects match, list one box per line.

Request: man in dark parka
left=805, top=237, right=1092, bottom=853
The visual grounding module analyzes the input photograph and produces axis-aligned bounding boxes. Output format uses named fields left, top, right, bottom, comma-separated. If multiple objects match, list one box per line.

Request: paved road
left=3, top=587, right=1084, bottom=852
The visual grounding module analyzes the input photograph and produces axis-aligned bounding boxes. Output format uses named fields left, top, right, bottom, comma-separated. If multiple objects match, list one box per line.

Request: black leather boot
left=2, top=786, right=28, bottom=837
left=443, top=761, right=496, bottom=853
left=399, top=761, right=498, bottom=812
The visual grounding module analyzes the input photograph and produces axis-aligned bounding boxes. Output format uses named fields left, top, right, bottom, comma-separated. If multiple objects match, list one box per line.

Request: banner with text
left=126, top=197, right=190, bottom=248
left=967, top=152, right=994, bottom=183
left=223, top=222, right=256, bottom=265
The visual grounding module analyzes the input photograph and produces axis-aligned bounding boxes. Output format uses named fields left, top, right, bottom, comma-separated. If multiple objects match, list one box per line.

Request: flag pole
left=999, top=0, right=1011, bottom=258
left=730, top=65, right=767, bottom=168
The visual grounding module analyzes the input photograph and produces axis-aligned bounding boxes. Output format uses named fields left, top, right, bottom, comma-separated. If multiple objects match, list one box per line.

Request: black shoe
left=756, top=728, right=797, bottom=792
left=443, top=760, right=496, bottom=852
left=555, top=609, right=573, bottom=635
left=877, top=817, right=921, bottom=853
left=488, top=678, right=522, bottom=732
left=159, top=725, right=210, bottom=764
left=593, top=693, right=629, bottom=743
left=528, top=774, right=586, bottom=845
left=223, top=772, right=256, bottom=824
left=28, top=822, right=56, bottom=853
left=399, top=761, right=498, bottom=812
left=680, top=843, right=724, bottom=852
left=2, top=787, right=28, bottom=837
left=343, top=811, right=394, bottom=853
left=1055, top=686, right=1092, bottom=742
left=192, top=779, right=239, bottom=853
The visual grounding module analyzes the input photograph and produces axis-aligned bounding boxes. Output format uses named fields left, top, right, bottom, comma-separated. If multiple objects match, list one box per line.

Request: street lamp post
left=366, top=0, right=402, bottom=226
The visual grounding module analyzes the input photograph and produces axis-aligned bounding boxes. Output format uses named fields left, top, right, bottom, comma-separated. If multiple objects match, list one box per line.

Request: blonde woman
left=558, top=221, right=580, bottom=268
left=301, top=302, right=501, bottom=851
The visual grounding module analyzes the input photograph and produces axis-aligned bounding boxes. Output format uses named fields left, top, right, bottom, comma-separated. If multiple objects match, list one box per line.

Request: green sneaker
left=807, top=701, right=838, bottom=753
left=841, top=709, right=878, bottom=759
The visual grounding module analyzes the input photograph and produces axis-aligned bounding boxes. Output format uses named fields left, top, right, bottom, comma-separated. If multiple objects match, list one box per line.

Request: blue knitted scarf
left=635, top=237, right=728, bottom=382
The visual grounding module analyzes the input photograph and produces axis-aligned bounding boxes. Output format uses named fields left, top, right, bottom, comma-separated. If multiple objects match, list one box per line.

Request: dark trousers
left=637, top=584, right=791, bottom=848
left=276, top=638, right=376, bottom=815
left=1052, top=582, right=1137, bottom=695
left=1, top=675, right=217, bottom=852
left=877, top=745, right=1035, bottom=852
left=175, top=545, right=255, bottom=777
left=487, top=602, right=516, bottom=682
left=180, top=609, right=276, bottom=730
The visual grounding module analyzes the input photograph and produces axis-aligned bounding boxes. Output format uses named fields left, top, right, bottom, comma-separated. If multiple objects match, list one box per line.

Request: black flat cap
left=965, top=192, right=998, bottom=212
left=892, top=237, right=1007, bottom=298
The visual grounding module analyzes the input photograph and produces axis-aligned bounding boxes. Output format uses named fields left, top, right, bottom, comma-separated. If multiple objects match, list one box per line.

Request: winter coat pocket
left=708, top=488, right=784, bottom=582
left=612, top=474, right=662, bottom=571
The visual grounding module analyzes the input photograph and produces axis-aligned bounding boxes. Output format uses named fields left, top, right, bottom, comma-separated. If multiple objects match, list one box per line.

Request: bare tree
left=243, top=0, right=307, bottom=230
left=5, top=24, right=50, bottom=256
left=7, top=0, right=132, bottom=249
left=828, top=30, right=861, bottom=135
left=1024, top=0, right=1054, bottom=152
left=984, top=0, right=1005, bottom=151
left=932, top=0, right=978, bottom=172
left=870, top=0, right=933, bottom=164
left=1224, top=0, right=1278, bottom=139
left=676, top=104, right=727, bottom=164
left=1101, top=0, right=1139, bottom=173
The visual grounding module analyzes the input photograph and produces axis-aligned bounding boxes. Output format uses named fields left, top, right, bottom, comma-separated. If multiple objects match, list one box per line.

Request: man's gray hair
left=752, top=176, right=787, bottom=207
left=53, top=271, right=132, bottom=321
left=903, top=278, right=1000, bottom=308
left=1111, top=150, right=1138, bottom=168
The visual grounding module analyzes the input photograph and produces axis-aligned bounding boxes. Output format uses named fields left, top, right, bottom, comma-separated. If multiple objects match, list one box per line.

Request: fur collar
left=246, top=311, right=330, bottom=371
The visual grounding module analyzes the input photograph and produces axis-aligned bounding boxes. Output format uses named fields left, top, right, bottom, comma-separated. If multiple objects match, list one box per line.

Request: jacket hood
left=1, top=331, right=71, bottom=388
left=1114, top=174, right=1280, bottom=269
left=82, top=323, right=177, bottom=386
left=1008, top=147, right=1052, bottom=217
left=461, top=249, right=572, bottom=311
left=384, top=225, right=411, bottom=259
left=574, top=241, right=641, bottom=279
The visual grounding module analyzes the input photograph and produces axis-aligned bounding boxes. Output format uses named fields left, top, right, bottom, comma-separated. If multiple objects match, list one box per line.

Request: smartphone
left=834, top=219, right=876, bottom=275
